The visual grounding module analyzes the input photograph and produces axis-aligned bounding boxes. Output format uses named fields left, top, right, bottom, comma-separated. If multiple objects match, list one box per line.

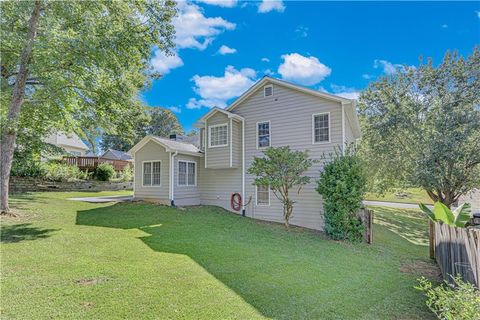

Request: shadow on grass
left=75, top=202, right=434, bottom=319
left=372, top=206, right=429, bottom=246
left=1, top=223, right=59, bottom=243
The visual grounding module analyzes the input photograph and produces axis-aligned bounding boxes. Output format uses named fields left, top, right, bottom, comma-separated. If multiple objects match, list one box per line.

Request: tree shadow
left=76, top=202, right=433, bottom=319
left=1, top=223, right=59, bottom=243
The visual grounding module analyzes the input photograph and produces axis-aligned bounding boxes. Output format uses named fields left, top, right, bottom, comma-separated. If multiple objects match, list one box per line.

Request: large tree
left=0, top=0, right=176, bottom=213
left=359, top=49, right=480, bottom=207
left=100, top=106, right=183, bottom=151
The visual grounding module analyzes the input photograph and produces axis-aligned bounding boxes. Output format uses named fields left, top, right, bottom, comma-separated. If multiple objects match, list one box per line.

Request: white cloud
left=168, top=106, right=181, bottom=113
left=150, top=50, right=184, bottom=74
left=218, top=45, right=237, bottom=55
left=264, top=69, right=274, bottom=76
left=476, top=11, right=480, bottom=18
left=295, top=25, right=308, bottom=38
left=362, top=74, right=374, bottom=80
left=373, top=59, right=401, bottom=75
left=278, top=53, right=331, bottom=86
left=187, top=66, right=257, bottom=109
left=196, top=0, right=237, bottom=7
left=258, top=0, right=285, bottom=13
left=261, top=57, right=270, bottom=62
left=173, top=2, right=236, bottom=50
left=441, top=24, right=448, bottom=28
left=329, top=84, right=360, bottom=100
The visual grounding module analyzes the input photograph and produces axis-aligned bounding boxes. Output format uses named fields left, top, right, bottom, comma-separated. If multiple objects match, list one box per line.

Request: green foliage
left=100, top=106, right=184, bottom=151
left=95, top=163, right=115, bottom=182
left=1, top=0, right=176, bottom=154
left=358, top=48, right=480, bottom=207
left=316, top=147, right=367, bottom=242
left=43, top=162, right=86, bottom=182
left=419, top=202, right=472, bottom=227
left=114, top=166, right=133, bottom=182
left=416, top=277, right=480, bottom=320
left=247, top=146, right=315, bottom=227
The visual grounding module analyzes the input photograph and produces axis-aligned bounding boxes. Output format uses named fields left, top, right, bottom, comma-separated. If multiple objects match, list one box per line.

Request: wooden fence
left=63, top=156, right=131, bottom=172
left=433, top=222, right=480, bottom=287
left=358, top=208, right=374, bottom=244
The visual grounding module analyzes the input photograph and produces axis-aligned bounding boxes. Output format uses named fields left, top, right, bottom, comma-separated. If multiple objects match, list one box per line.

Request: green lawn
left=365, top=188, right=434, bottom=205
left=1, top=192, right=438, bottom=319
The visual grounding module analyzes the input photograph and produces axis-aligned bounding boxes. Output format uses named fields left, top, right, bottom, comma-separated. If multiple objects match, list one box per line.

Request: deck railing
left=63, top=156, right=131, bottom=171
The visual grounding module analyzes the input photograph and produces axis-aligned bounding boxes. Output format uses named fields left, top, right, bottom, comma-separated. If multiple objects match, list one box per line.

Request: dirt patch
left=82, top=302, right=95, bottom=308
left=75, top=276, right=110, bottom=285
left=400, top=260, right=442, bottom=280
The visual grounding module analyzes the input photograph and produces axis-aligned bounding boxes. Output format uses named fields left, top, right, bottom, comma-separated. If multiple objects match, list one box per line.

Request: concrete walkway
left=68, top=195, right=134, bottom=203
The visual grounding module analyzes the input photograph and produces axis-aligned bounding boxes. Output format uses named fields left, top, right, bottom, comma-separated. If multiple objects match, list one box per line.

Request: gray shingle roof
left=151, top=136, right=201, bottom=154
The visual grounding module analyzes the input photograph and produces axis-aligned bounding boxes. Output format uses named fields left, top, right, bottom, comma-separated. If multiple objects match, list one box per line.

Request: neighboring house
left=458, top=188, right=480, bottom=213
left=101, top=149, right=133, bottom=161
left=44, top=132, right=89, bottom=156
left=129, top=77, right=361, bottom=230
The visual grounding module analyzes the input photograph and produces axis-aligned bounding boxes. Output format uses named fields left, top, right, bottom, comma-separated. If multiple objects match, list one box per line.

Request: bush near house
left=95, top=163, right=115, bottom=181
left=43, top=162, right=90, bottom=182
left=416, top=277, right=480, bottom=320
left=316, top=147, right=367, bottom=242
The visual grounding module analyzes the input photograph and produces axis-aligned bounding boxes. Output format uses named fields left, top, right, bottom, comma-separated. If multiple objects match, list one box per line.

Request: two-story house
left=128, top=77, right=361, bottom=230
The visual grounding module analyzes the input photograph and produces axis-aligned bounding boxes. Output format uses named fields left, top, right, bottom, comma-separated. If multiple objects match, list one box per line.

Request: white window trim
left=177, top=160, right=197, bottom=187
left=312, top=112, right=331, bottom=144
left=264, top=84, right=273, bottom=97
left=142, top=160, right=161, bottom=187
left=255, top=185, right=271, bottom=206
left=208, top=123, right=228, bottom=148
left=256, top=120, right=271, bottom=150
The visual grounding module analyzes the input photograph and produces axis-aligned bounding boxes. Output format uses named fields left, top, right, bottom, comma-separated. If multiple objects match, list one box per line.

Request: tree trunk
left=0, top=0, right=41, bottom=214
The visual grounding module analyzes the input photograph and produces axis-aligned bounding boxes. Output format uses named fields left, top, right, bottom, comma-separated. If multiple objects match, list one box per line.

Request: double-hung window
left=178, top=161, right=196, bottom=186
left=143, top=161, right=161, bottom=186
left=209, top=124, right=228, bottom=147
left=313, top=113, right=330, bottom=143
left=257, top=121, right=270, bottom=148
left=256, top=185, right=270, bottom=206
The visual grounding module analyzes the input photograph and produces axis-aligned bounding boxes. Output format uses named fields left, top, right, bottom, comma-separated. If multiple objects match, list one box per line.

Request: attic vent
left=264, top=85, right=273, bottom=97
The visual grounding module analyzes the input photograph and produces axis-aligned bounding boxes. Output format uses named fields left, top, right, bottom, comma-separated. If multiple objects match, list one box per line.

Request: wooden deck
left=63, top=156, right=131, bottom=171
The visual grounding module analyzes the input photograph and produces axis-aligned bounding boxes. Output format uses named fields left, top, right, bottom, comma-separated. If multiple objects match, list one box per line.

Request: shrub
left=44, top=162, right=84, bottom=182
left=95, top=163, right=115, bottom=181
left=316, top=146, right=367, bottom=242
left=416, top=277, right=480, bottom=320
left=116, top=166, right=133, bottom=182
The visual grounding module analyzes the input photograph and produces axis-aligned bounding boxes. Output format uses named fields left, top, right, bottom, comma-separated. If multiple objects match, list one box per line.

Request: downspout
left=170, top=151, right=178, bottom=207
left=241, top=118, right=245, bottom=217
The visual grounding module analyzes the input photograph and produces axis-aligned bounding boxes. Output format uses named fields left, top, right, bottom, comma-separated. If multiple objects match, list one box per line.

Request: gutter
left=241, top=118, right=245, bottom=217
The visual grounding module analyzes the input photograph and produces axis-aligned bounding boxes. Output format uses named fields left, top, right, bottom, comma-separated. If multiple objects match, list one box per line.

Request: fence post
left=429, top=220, right=435, bottom=259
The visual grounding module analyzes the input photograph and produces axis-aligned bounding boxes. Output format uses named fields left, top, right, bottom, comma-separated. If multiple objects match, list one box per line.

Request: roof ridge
left=153, top=135, right=198, bottom=146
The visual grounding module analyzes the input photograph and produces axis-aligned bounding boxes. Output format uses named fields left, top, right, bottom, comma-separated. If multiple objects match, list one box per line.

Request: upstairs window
left=143, top=161, right=161, bottom=186
left=178, top=160, right=196, bottom=186
left=264, top=85, right=273, bottom=97
left=209, top=124, right=228, bottom=147
left=256, top=185, right=270, bottom=206
left=313, top=113, right=330, bottom=143
left=257, top=121, right=271, bottom=149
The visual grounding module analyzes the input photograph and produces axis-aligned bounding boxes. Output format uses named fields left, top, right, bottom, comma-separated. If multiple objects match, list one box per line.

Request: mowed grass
left=1, top=192, right=438, bottom=319
left=365, top=188, right=433, bottom=205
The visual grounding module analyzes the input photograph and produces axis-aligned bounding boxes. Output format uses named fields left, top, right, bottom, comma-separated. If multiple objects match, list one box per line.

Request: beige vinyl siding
left=233, top=83, right=343, bottom=230
left=198, top=157, right=242, bottom=213
left=174, top=154, right=200, bottom=206
left=206, top=112, right=230, bottom=168
left=344, top=110, right=356, bottom=145
left=133, top=140, right=170, bottom=203
left=232, top=119, right=242, bottom=168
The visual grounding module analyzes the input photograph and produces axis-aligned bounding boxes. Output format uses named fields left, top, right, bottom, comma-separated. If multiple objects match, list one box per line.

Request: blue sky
left=142, top=1, right=480, bottom=132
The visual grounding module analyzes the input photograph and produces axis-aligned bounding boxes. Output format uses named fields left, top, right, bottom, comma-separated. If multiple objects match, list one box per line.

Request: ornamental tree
left=0, top=0, right=176, bottom=213
left=358, top=49, right=480, bottom=208
left=248, top=146, right=315, bottom=227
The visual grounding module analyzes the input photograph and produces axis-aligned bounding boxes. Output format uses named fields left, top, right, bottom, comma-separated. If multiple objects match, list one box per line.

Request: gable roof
left=44, top=132, right=89, bottom=151
left=194, top=107, right=244, bottom=127
left=101, top=149, right=132, bottom=161
left=226, top=76, right=354, bottom=112
left=128, top=135, right=202, bottom=157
